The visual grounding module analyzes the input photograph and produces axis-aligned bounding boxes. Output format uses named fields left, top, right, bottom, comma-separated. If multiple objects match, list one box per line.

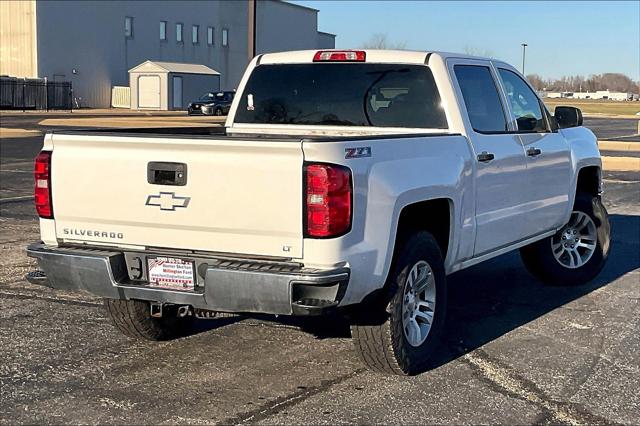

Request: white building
left=543, top=90, right=634, bottom=101
left=571, top=90, right=633, bottom=101
left=0, top=0, right=335, bottom=108
left=128, top=61, right=221, bottom=110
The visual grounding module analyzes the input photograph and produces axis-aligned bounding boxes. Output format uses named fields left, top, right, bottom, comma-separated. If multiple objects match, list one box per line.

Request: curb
left=601, top=156, right=640, bottom=172
left=0, top=128, right=42, bottom=138
left=598, top=140, right=640, bottom=153
left=582, top=114, right=640, bottom=120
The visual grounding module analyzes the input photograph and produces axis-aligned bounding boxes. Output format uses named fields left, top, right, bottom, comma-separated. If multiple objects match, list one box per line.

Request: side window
left=160, top=21, right=167, bottom=41
left=124, top=17, right=133, bottom=39
left=498, top=69, right=546, bottom=132
left=222, top=28, right=229, bottom=47
left=192, top=25, right=199, bottom=44
left=176, top=23, right=183, bottom=43
left=207, top=26, right=214, bottom=46
left=454, top=65, right=507, bottom=133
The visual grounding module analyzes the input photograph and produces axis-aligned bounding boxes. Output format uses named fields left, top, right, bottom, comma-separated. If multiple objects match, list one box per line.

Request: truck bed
left=52, top=126, right=457, bottom=142
left=43, top=128, right=461, bottom=259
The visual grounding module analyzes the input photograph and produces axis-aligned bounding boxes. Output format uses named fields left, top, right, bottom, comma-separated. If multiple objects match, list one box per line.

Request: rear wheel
left=351, top=232, right=446, bottom=375
left=520, top=193, right=611, bottom=286
left=104, top=299, right=194, bottom=341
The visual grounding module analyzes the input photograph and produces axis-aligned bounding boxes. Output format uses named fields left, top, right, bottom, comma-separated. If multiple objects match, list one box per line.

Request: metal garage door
left=138, top=75, right=160, bottom=109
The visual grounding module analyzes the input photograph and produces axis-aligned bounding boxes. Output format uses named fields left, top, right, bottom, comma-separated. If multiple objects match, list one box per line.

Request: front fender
left=562, top=126, right=602, bottom=224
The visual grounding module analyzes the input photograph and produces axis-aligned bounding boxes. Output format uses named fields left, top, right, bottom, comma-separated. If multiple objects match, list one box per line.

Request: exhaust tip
left=177, top=305, right=191, bottom=318
left=25, top=270, right=50, bottom=287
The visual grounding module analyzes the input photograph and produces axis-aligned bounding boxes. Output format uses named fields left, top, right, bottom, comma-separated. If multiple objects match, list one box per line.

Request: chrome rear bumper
left=26, top=243, right=349, bottom=316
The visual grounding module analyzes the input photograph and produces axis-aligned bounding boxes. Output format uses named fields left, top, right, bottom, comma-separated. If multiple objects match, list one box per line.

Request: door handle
left=147, top=162, right=188, bottom=186
left=477, top=151, right=495, bottom=163
left=527, top=147, right=542, bottom=157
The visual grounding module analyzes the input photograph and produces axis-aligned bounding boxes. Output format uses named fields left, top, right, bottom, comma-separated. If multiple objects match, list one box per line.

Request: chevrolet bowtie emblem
left=145, top=192, right=191, bottom=211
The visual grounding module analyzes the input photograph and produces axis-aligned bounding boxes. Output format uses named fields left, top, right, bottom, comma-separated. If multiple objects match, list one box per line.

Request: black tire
left=214, top=107, right=223, bottom=116
left=104, top=299, right=194, bottom=341
left=351, top=231, right=447, bottom=375
left=520, top=193, right=611, bottom=286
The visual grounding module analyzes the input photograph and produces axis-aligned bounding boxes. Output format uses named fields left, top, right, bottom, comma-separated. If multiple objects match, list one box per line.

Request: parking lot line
left=0, top=195, right=35, bottom=203
left=0, top=169, right=32, bottom=173
left=0, top=290, right=102, bottom=308
left=603, top=178, right=640, bottom=184
left=463, top=350, right=606, bottom=425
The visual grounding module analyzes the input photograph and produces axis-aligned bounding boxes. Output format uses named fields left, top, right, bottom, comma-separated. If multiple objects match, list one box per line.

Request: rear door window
left=234, top=63, right=448, bottom=129
left=454, top=65, right=508, bottom=133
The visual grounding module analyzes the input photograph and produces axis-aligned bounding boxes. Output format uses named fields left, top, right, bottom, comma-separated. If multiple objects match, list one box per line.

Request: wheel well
left=349, top=198, right=452, bottom=314
left=576, top=166, right=601, bottom=197
left=395, top=198, right=451, bottom=259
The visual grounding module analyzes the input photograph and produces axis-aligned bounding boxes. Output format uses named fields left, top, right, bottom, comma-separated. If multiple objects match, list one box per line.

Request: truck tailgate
left=50, top=133, right=304, bottom=258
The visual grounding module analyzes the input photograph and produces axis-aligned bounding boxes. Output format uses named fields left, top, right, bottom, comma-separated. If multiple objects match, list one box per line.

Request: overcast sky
left=294, top=1, right=640, bottom=80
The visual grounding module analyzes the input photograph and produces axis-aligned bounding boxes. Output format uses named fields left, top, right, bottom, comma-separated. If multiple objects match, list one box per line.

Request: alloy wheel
left=551, top=211, right=597, bottom=269
left=401, top=260, right=436, bottom=347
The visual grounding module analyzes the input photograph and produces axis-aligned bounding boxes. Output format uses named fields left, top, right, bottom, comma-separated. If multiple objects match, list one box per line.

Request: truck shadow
left=190, top=214, right=638, bottom=372
left=288, top=213, right=638, bottom=365
left=428, top=212, right=639, bottom=371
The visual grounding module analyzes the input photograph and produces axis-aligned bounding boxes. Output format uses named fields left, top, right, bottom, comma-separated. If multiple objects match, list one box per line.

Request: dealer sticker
left=147, top=256, right=195, bottom=291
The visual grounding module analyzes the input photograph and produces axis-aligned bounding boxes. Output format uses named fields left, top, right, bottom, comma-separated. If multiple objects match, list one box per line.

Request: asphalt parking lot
left=584, top=117, right=640, bottom=141
left=1, top=117, right=639, bottom=424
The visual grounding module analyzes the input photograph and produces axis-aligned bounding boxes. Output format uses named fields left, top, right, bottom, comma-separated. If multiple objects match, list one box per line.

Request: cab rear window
left=234, top=63, right=448, bottom=129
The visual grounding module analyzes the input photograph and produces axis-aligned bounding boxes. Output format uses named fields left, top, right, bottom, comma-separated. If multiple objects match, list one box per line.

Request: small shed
left=129, top=61, right=220, bottom=110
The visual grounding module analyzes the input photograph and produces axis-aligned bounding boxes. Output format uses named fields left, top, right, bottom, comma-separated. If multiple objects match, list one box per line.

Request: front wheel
left=520, top=193, right=611, bottom=286
left=351, top=232, right=446, bottom=375
left=214, top=107, right=223, bottom=116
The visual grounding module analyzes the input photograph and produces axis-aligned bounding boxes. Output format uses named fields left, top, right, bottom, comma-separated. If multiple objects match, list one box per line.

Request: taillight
left=34, top=151, right=53, bottom=218
left=313, top=50, right=366, bottom=62
left=305, top=163, right=352, bottom=238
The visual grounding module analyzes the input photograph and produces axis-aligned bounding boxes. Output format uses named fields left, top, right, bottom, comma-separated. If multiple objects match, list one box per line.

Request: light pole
left=521, top=43, right=528, bottom=75
left=248, top=0, right=256, bottom=61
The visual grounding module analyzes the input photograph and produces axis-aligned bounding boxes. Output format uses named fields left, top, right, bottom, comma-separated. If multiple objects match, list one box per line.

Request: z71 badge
left=345, top=146, right=372, bottom=159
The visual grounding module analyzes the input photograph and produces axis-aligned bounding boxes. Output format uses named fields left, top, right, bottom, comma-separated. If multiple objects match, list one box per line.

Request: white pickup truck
left=27, top=50, right=610, bottom=375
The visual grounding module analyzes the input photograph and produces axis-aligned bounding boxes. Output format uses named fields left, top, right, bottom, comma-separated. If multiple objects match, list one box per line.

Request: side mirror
left=554, top=106, right=583, bottom=129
